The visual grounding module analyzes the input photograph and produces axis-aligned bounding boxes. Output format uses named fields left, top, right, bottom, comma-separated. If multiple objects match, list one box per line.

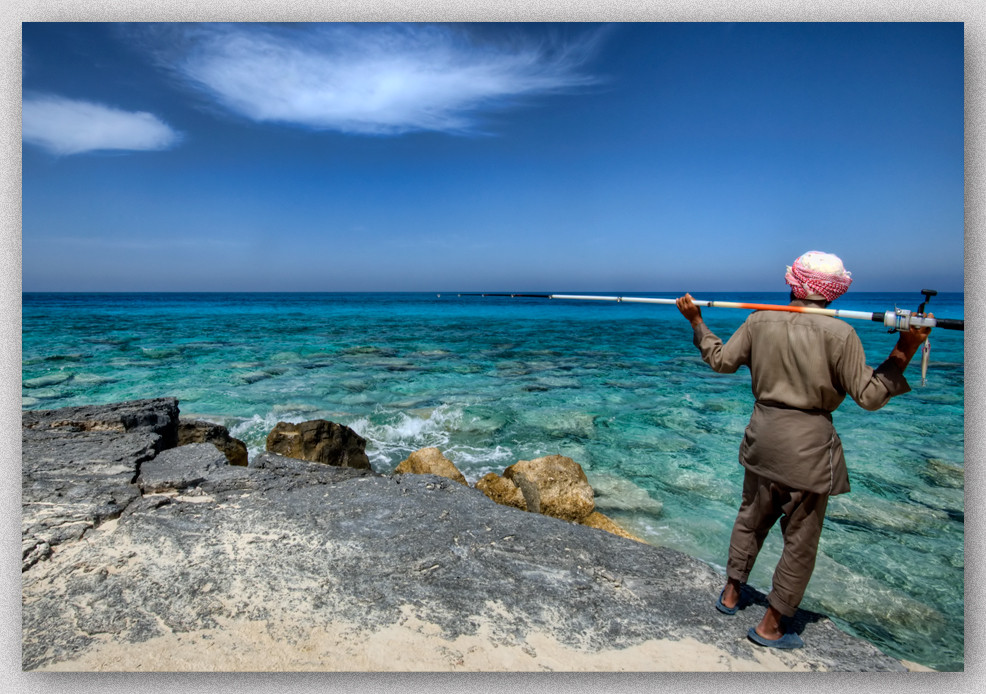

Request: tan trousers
left=726, top=469, right=829, bottom=617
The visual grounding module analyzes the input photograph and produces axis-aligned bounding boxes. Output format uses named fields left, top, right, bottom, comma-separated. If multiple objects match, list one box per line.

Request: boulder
left=266, top=419, right=371, bottom=470
left=178, top=419, right=249, bottom=466
left=394, top=447, right=468, bottom=486
left=475, top=472, right=527, bottom=510
left=504, top=454, right=595, bottom=523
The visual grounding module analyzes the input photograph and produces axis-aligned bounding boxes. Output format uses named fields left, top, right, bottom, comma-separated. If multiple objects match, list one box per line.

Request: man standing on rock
left=675, top=251, right=931, bottom=649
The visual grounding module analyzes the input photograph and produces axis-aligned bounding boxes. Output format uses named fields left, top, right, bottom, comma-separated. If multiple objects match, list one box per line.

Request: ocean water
left=21, top=291, right=965, bottom=670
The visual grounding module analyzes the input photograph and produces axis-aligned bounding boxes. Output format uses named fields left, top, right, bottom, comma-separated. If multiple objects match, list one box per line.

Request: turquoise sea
left=21, top=291, right=965, bottom=670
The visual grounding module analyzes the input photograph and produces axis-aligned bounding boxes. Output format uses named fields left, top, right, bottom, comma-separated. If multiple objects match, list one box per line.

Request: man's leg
left=721, top=470, right=782, bottom=609
left=753, top=487, right=829, bottom=639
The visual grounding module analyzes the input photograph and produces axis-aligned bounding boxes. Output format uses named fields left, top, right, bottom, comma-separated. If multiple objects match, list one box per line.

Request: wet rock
left=581, top=511, right=645, bottom=542
left=504, top=454, right=595, bottom=523
left=265, top=419, right=371, bottom=470
left=394, top=447, right=467, bottom=486
left=178, top=418, right=248, bottom=466
left=475, top=472, right=527, bottom=510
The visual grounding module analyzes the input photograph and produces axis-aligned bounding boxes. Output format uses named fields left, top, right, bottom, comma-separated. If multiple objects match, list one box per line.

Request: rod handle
left=932, top=318, right=964, bottom=331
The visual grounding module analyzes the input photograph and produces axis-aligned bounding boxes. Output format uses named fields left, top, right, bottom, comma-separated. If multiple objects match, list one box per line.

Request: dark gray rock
left=178, top=418, right=248, bottom=466
left=22, top=397, right=179, bottom=450
left=137, top=443, right=230, bottom=493
left=21, top=426, right=156, bottom=571
left=265, top=418, right=371, bottom=469
left=21, top=399, right=912, bottom=672
left=21, top=398, right=178, bottom=571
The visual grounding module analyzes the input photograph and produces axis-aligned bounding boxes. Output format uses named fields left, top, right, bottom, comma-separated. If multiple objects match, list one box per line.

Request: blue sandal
left=715, top=590, right=738, bottom=615
left=747, top=627, right=804, bottom=649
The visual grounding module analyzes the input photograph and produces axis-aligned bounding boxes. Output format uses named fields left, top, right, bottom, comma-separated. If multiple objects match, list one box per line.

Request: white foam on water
left=344, top=405, right=526, bottom=475
left=445, top=445, right=517, bottom=482
left=349, top=404, right=461, bottom=454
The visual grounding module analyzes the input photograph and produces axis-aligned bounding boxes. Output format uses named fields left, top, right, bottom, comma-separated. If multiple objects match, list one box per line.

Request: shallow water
left=21, top=291, right=965, bottom=670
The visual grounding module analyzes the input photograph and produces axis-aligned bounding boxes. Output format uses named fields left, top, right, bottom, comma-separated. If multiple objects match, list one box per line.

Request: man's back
left=746, top=309, right=855, bottom=412
left=696, top=304, right=906, bottom=415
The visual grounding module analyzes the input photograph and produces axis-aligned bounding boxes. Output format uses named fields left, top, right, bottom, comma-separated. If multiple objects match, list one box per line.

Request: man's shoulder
left=749, top=309, right=856, bottom=337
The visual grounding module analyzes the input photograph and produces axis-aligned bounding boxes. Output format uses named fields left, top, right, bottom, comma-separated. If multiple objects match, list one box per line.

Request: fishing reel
left=883, top=289, right=938, bottom=333
left=883, top=289, right=936, bottom=386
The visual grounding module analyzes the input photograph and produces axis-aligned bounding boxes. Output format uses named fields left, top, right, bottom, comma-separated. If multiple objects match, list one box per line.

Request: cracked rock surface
left=22, top=399, right=911, bottom=672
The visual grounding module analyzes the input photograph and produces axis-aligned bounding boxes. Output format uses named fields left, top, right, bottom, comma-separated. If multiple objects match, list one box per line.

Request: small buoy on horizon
left=437, top=293, right=441, bottom=297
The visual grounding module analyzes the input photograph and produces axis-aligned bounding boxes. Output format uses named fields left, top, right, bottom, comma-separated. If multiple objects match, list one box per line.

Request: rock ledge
left=21, top=399, right=913, bottom=672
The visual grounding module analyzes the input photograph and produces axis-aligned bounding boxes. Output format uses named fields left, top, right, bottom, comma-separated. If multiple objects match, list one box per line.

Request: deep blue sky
left=21, top=22, right=964, bottom=292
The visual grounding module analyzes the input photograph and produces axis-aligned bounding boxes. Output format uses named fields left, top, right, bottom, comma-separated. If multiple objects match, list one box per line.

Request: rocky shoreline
left=21, top=398, right=925, bottom=671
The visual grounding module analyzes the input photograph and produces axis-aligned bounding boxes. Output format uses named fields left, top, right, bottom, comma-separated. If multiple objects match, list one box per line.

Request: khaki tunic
left=692, top=301, right=911, bottom=495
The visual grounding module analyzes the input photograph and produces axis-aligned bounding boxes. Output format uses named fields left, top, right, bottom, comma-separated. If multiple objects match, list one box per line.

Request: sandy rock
left=21, top=398, right=916, bottom=673
left=580, top=511, right=645, bottom=543
left=475, top=472, right=527, bottom=510
left=266, top=419, right=371, bottom=470
left=504, top=454, right=595, bottom=523
left=394, top=447, right=467, bottom=486
left=178, top=419, right=249, bottom=466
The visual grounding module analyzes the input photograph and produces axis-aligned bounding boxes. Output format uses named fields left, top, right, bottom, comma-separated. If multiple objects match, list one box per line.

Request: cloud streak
left=147, top=23, right=603, bottom=135
left=22, top=95, right=181, bottom=155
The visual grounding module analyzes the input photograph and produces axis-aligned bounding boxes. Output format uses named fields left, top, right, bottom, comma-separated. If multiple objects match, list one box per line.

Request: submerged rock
left=920, top=458, right=965, bottom=489
left=394, top=447, right=467, bottom=486
left=590, top=473, right=664, bottom=516
left=178, top=418, right=249, bottom=467
left=265, top=419, right=371, bottom=470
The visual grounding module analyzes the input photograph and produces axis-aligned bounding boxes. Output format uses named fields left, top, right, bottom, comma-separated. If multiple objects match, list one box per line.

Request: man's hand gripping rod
left=885, top=289, right=938, bottom=387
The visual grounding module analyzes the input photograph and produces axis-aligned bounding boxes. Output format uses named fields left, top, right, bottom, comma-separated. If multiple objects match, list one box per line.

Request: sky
left=20, top=21, right=965, bottom=293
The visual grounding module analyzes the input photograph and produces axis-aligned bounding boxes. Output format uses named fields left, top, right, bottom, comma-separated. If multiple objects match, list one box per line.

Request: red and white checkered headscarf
left=784, top=251, right=852, bottom=302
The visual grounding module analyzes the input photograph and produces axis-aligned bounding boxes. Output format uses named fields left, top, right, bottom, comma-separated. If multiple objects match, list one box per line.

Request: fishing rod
left=458, top=289, right=961, bottom=385
left=457, top=290, right=964, bottom=332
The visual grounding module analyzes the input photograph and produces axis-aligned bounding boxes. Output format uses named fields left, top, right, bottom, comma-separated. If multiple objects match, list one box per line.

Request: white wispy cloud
left=22, top=95, right=181, bottom=155
left=147, top=23, right=603, bottom=135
